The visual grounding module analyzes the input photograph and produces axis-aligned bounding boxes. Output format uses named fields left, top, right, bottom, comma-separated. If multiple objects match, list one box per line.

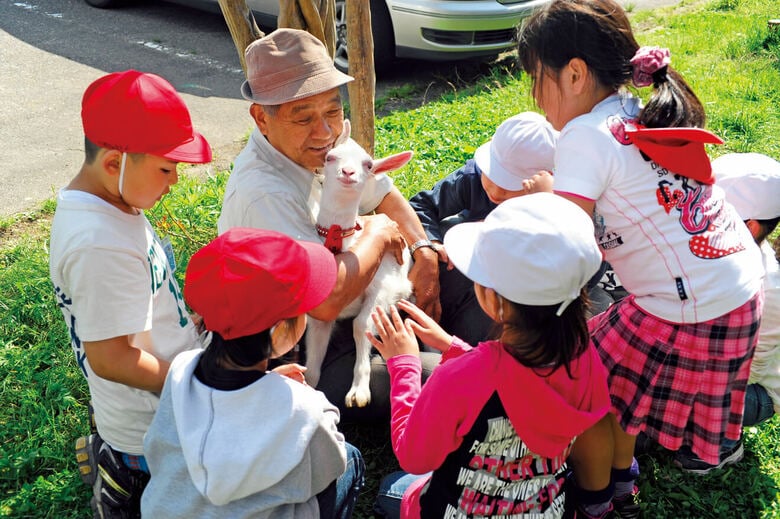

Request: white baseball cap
left=444, top=193, right=602, bottom=316
left=473, top=112, right=558, bottom=191
left=713, top=153, right=780, bottom=221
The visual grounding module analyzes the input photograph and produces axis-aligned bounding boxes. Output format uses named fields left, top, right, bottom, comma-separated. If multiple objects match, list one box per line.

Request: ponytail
left=633, top=51, right=706, bottom=128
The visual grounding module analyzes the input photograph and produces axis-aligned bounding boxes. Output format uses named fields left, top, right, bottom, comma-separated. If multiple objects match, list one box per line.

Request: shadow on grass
left=636, top=419, right=780, bottom=519
left=341, top=420, right=399, bottom=519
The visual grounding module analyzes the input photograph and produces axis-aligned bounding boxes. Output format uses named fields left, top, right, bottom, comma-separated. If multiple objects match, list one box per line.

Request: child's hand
left=366, top=305, right=420, bottom=360
left=397, top=299, right=453, bottom=353
left=522, top=170, right=554, bottom=194
left=272, top=363, right=308, bottom=385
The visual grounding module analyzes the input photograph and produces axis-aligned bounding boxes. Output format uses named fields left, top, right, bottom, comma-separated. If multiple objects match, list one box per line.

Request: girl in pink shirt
left=367, top=193, right=612, bottom=519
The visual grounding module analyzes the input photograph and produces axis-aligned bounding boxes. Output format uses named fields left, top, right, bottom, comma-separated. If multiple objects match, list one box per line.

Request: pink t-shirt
left=387, top=339, right=610, bottom=518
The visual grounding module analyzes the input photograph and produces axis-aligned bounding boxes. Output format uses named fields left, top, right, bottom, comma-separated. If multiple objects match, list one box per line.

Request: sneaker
left=76, top=434, right=147, bottom=519
left=96, top=441, right=148, bottom=518
left=75, top=434, right=102, bottom=487
left=673, top=440, right=744, bottom=475
left=613, top=487, right=641, bottom=518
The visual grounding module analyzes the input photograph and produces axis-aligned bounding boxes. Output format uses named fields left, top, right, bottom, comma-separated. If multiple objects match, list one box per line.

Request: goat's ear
left=371, top=151, right=413, bottom=175
left=334, top=119, right=351, bottom=147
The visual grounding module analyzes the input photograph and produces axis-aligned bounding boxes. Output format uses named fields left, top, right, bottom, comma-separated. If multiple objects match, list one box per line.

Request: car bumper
left=388, top=0, right=549, bottom=60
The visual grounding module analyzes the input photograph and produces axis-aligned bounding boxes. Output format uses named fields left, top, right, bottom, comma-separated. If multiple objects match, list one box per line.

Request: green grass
left=2, top=0, right=780, bottom=516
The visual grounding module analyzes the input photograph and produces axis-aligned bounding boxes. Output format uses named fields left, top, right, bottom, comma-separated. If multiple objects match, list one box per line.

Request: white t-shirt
left=49, top=190, right=198, bottom=454
left=554, top=94, right=763, bottom=323
left=217, top=128, right=393, bottom=241
left=749, top=241, right=780, bottom=412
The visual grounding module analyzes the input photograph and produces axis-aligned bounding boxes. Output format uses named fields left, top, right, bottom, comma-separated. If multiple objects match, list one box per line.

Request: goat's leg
left=304, top=317, right=334, bottom=388
left=345, top=312, right=373, bottom=408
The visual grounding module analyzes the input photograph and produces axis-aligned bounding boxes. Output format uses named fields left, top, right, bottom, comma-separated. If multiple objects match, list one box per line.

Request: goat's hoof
left=345, top=385, right=371, bottom=408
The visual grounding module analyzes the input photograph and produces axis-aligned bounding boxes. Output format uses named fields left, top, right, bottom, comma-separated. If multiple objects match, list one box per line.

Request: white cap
left=444, top=193, right=602, bottom=316
left=713, top=153, right=780, bottom=220
left=473, top=112, right=558, bottom=191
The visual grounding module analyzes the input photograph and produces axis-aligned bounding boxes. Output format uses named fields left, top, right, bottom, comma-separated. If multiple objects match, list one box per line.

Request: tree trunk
left=217, top=0, right=375, bottom=154
left=216, top=0, right=265, bottom=74
left=278, top=0, right=336, bottom=58
left=345, top=0, right=376, bottom=155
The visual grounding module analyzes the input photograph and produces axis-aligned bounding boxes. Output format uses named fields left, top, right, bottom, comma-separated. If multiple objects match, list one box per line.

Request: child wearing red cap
left=141, top=228, right=364, bottom=518
left=48, top=70, right=212, bottom=518
left=369, top=194, right=612, bottom=519
left=517, top=0, right=764, bottom=516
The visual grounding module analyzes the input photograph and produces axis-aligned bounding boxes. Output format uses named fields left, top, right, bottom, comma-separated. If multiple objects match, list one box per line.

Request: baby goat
left=305, top=120, right=413, bottom=408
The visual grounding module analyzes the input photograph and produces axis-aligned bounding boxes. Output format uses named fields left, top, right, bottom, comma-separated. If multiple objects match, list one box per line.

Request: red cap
left=81, top=70, right=212, bottom=163
left=184, top=228, right=337, bottom=340
left=625, top=126, right=723, bottom=184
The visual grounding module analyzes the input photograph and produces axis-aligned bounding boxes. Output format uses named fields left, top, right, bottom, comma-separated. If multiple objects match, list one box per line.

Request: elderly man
left=218, top=28, right=440, bottom=420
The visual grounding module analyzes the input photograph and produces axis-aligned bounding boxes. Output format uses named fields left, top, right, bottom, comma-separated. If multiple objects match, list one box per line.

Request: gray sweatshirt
left=141, top=349, right=347, bottom=518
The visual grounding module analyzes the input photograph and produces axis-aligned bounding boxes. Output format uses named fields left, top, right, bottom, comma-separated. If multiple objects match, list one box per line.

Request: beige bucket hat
left=241, top=28, right=354, bottom=105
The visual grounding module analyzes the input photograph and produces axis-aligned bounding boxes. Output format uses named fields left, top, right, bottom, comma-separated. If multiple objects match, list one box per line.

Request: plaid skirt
left=589, top=292, right=763, bottom=464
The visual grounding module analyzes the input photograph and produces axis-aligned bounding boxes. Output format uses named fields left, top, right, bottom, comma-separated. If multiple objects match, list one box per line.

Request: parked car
left=84, top=0, right=551, bottom=72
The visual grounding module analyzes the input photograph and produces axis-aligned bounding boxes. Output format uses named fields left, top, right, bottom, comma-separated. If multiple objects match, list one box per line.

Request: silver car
left=85, top=0, right=550, bottom=72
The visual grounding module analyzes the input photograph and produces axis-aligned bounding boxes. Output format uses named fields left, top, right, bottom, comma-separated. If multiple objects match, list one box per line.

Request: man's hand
left=360, top=213, right=406, bottom=264
left=408, top=247, right=441, bottom=320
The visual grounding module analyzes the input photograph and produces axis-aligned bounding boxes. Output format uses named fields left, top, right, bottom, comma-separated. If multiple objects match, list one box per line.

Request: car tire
left=84, top=0, right=127, bottom=7
left=334, top=0, right=395, bottom=75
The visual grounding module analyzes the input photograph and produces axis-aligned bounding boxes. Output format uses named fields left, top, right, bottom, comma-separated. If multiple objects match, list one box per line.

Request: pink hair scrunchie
left=630, top=46, right=671, bottom=87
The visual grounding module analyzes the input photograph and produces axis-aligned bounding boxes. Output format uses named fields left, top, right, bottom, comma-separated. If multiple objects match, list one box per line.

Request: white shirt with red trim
left=553, top=94, right=763, bottom=323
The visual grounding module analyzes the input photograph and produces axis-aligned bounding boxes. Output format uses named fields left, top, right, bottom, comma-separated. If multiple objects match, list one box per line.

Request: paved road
left=0, top=0, right=678, bottom=220
left=1, top=0, right=258, bottom=219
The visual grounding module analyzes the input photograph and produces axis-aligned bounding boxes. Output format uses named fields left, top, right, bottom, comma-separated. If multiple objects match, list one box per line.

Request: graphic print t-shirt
left=419, top=392, right=569, bottom=518
left=554, top=94, right=762, bottom=323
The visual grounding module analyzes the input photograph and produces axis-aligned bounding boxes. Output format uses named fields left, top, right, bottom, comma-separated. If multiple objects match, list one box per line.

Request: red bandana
left=317, top=223, right=362, bottom=254
left=624, top=125, right=723, bottom=184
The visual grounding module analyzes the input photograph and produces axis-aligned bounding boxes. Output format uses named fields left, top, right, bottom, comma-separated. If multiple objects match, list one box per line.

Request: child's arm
left=84, top=337, right=170, bottom=393
left=368, top=302, right=480, bottom=474
left=397, top=298, right=453, bottom=352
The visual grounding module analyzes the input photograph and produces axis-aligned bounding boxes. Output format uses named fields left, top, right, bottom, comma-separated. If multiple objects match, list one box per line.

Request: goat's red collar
left=316, top=223, right=362, bottom=254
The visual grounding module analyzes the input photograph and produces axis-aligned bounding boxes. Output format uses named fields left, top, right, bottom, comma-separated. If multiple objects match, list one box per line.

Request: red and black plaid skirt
left=588, top=292, right=763, bottom=464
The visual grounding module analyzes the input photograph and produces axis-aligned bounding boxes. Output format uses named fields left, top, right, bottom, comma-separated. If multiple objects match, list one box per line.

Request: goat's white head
left=322, top=120, right=413, bottom=191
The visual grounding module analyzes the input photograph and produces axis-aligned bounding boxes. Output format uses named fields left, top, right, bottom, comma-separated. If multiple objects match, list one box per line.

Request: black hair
left=202, top=329, right=274, bottom=369
left=83, top=137, right=145, bottom=164
left=517, top=0, right=706, bottom=129
left=752, top=217, right=780, bottom=245
left=499, top=288, right=591, bottom=378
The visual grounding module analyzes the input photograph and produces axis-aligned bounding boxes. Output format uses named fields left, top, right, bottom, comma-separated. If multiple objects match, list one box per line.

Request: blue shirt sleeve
left=408, top=159, right=496, bottom=242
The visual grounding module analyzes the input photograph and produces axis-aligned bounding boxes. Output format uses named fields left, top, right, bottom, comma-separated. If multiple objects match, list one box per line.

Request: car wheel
left=334, top=0, right=395, bottom=74
left=84, top=0, right=126, bottom=7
